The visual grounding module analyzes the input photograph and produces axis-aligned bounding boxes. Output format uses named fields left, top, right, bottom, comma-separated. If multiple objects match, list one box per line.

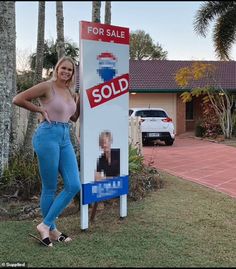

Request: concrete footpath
left=143, top=136, right=236, bottom=198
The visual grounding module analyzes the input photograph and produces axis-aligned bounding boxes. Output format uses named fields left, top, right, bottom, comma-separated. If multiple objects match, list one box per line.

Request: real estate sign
left=79, top=21, right=129, bottom=229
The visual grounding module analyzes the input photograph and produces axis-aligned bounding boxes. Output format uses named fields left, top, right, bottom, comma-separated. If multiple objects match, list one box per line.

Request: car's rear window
left=135, top=110, right=167, bottom=118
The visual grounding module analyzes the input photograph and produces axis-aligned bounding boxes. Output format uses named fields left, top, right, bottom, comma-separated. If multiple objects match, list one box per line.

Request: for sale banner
left=79, top=21, right=129, bottom=229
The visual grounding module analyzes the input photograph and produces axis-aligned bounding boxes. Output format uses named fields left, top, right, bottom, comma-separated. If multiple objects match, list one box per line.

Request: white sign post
left=79, top=21, right=130, bottom=230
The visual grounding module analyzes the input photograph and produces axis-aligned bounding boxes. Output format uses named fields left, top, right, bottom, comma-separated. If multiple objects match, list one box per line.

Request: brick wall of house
left=176, top=93, right=186, bottom=134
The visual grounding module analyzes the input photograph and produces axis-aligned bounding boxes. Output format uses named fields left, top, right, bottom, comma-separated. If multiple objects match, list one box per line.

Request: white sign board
left=79, top=21, right=129, bottom=230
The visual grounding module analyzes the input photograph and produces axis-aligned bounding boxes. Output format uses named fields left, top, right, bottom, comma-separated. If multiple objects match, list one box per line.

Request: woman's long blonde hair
left=50, top=56, right=76, bottom=91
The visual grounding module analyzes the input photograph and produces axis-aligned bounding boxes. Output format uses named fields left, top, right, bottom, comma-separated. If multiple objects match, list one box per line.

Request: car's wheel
left=165, top=139, right=174, bottom=146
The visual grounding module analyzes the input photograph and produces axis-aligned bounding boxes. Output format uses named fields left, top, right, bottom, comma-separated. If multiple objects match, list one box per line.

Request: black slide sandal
left=57, top=233, right=71, bottom=242
left=29, top=233, right=53, bottom=247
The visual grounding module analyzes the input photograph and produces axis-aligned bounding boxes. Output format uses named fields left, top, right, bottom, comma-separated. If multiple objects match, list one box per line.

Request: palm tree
left=8, top=2, right=18, bottom=159
left=0, top=1, right=16, bottom=175
left=92, top=1, right=101, bottom=23
left=56, top=1, right=65, bottom=59
left=30, top=39, right=79, bottom=77
left=0, top=1, right=15, bottom=171
left=104, top=1, right=111, bottom=24
left=194, top=1, right=236, bottom=60
left=22, top=1, right=45, bottom=159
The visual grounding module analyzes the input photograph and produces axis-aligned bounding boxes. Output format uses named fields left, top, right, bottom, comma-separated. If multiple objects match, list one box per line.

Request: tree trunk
left=56, top=1, right=65, bottom=59
left=92, top=1, right=101, bottom=23
left=9, top=2, right=18, bottom=159
left=0, top=1, right=16, bottom=176
left=225, top=107, right=232, bottom=139
left=104, top=1, right=111, bottom=24
left=22, top=1, right=45, bottom=159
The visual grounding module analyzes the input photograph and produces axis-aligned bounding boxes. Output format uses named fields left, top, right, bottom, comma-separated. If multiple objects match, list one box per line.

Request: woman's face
left=57, top=60, right=74, bottom=82
left=100, top=136, right=111, bottom=153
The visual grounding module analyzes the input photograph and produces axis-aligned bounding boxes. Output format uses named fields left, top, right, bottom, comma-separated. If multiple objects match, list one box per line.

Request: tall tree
left=8, top=3, right=17, bottom=159
left=22, top=1, right=45, bottom=159
left=130, top=30, right=168, bottom=60
left=30, top=39, right=79, bottom=77
left=92, top=1, right=101, bottom=23
left=194, top=1, right=236, bottom=60
left=56, top=1, right=65, bottom=59
left=0, top=1, right=16, bottom=176
left=104, top=1, right=111, bottom=24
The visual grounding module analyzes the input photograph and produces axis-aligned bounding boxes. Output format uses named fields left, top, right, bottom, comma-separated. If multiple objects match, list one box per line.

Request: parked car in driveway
left=129, top=107, right=175, bottom=146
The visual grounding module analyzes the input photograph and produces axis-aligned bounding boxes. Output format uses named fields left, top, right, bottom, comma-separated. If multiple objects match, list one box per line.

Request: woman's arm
left=70, top=93, right=80, bottom=122
left=12, top=81, right=50, bottom=122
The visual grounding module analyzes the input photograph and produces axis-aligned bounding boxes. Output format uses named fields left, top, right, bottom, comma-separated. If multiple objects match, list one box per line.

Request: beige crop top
left=39, top=82, right=76, bottom=123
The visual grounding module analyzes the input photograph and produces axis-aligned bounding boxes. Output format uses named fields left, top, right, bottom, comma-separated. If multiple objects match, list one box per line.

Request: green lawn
left=1, top=171, right=236, bottom=268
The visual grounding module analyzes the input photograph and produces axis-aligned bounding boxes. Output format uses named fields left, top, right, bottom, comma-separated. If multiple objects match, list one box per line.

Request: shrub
left=232, top=112, right=236, bottom=137
left=128, top=143, right=164, bottom=201
left=201, top=102, right=222, bottom=138
left=195, top=123, right=205, bottom=137
left=129, top=165, right=164, bottom=201
left=0, top=154, right=41, bottom=200
left=0, top=144, right=163, bottom=204
left=129, top=144, right=144, bottom=174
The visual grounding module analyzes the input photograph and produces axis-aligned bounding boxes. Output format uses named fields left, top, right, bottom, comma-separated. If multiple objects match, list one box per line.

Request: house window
left=186, top=100, right=194, bottom=120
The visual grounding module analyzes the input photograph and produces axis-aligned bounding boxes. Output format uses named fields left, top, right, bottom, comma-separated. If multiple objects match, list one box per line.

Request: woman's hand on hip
left=39, top=108, right=51, bottom=123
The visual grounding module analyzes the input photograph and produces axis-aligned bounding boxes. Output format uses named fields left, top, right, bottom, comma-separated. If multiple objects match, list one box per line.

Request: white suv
left=129, top=107, right=175, bottom=146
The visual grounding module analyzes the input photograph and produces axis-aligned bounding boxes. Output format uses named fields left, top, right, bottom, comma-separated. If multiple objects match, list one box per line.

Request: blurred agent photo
left=95, top=130, right=120, bottom=181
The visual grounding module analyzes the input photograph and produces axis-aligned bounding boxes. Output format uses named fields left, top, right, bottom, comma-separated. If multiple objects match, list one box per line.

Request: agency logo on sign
left=97, top=52, right=117, bottom=82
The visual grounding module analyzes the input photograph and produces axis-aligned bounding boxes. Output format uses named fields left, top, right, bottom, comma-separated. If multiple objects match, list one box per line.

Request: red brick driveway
left=143, top=136, right=236, bottom=198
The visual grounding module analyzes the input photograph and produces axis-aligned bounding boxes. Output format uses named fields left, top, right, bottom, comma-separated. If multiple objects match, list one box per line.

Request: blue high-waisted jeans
left=32, top=121, right=80, bottom=230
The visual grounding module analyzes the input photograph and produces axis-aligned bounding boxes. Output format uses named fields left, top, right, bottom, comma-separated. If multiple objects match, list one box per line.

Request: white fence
left=129, top=116, right=142, bottom=154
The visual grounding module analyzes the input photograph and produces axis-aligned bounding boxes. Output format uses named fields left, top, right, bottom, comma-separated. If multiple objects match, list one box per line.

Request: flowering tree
left=175, top=62, right=234, bottom=139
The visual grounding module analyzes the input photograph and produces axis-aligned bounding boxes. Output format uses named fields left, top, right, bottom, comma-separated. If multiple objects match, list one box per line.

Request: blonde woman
left=13, top=56, right=80, bottom=247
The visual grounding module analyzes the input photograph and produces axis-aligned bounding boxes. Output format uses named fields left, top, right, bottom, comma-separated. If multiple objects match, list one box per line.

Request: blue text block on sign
left=82, top=175, right=129, bottom=205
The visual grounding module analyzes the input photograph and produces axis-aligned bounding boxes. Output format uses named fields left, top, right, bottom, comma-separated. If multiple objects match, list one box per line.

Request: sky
left=15, top=1, right=236, bottom=69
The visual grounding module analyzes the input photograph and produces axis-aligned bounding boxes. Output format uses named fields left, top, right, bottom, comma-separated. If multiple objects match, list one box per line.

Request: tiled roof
left=75, top=60, right=236, bottom=92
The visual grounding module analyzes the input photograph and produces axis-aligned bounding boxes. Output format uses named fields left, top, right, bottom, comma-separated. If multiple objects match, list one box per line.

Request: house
left=76, top=60, right=236, bottom=135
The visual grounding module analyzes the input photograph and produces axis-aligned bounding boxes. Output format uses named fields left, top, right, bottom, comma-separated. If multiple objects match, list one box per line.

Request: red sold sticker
left=86, top=74, right=129, bottom=108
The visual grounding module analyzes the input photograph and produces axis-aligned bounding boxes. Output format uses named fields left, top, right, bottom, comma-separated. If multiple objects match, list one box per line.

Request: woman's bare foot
left=49, top=229, right=72, bottom=242
left=49, top=229, right=61, bottom=241
left=36, top=222, right=53, bottom=247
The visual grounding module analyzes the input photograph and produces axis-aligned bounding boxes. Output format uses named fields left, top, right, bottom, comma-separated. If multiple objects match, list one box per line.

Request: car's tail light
left=162, top=117, right=172, bottom=122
